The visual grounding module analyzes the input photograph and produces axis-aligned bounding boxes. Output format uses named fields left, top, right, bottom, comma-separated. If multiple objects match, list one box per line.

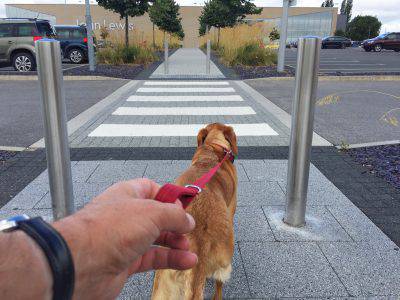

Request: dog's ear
left=197, top=128, right=209, bottom=147
left=224, top=126, right=238, bottom=156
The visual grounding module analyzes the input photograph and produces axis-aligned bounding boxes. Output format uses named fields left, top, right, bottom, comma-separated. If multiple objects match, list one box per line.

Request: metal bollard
left=284, top=36, right=321, bottom=227
left=206, top=26, right=211, bottom=74
left=36, top=39, right=75, bottom=221
left=164, top=38, right=169, bottom=75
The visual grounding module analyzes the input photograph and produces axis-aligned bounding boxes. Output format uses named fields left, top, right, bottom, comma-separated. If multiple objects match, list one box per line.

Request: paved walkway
left=1, top=49, right=400, bottom=298
left=150, top=48, right=225, bottom=79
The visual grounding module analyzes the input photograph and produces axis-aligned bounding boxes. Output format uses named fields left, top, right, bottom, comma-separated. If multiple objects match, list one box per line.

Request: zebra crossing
left=85, top=80, right=283, bottom=142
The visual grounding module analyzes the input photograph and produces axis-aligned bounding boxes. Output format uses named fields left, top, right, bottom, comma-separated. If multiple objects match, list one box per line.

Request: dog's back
left=152, top=124, right=238, bottom=300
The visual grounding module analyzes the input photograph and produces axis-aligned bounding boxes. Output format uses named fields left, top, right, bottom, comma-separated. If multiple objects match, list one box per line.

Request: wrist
left=0, top=230, right=53, bottom=299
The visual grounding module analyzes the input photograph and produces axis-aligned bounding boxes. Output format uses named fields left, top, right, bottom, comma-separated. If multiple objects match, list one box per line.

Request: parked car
left=54, top=25, right=95, bottom=64
left=321, top=36, right=352, bottom=49
left=361, top=32, right=400, bottom=52
left=0, top=18, right=55, bottom=72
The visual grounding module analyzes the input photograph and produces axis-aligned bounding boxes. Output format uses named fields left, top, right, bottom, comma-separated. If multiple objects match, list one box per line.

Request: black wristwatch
left=0, top=215, right=75, bottom=300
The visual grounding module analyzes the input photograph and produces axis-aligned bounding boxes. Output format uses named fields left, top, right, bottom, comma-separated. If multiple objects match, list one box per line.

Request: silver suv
left=0, top=18, right=55, bottom=72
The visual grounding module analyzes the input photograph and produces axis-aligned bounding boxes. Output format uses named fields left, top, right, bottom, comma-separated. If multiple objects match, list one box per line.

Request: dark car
left=54, top=25, right=95, bottom=63
left=362, top=32, right=400, bottom=52
left=0, top=18, right=55, bottom=71
left=321, top=36, right=352, bottom=49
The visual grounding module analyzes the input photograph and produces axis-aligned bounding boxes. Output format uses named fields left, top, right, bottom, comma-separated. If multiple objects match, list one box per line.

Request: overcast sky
left=1, top=0, right=399, bottom=32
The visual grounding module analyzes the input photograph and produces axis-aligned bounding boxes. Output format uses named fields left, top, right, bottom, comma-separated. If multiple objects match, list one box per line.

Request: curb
left=245, top=75, right=400, bottom=82
left=0, top=75, right=122, bottom=81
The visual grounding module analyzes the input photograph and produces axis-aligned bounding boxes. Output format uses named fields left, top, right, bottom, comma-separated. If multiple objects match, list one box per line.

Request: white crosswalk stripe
left=112, top=106, right=256, bottom=116
left=143, top=81, right=230, bottom=86
left=127, top=95, right=244, bottom=102
left=137, top=87, right=235, bottom=93
left=89, top=123, right=278, bottom=137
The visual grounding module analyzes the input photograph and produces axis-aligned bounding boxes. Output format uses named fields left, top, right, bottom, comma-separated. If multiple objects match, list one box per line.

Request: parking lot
left=285, top=47, right=400, bottom=74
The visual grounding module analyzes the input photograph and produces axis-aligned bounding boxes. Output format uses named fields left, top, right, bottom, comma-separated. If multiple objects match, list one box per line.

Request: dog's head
left=197, top=123, right=238, bottom=156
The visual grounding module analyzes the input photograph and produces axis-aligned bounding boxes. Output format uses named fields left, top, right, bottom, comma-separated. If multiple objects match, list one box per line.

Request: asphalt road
left=0, top=79, right=128, bottom=148
left=285, top=47, right=400, bottom=74
left=245, top=78, right=400, bottom=146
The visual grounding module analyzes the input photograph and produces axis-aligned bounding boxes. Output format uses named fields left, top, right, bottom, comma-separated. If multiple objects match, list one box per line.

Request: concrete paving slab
left=239, top=242, right=349, bottom=298
left=1, top=182, right=48, bottom=210
left=237, top=181, right=285, bottom=206
left=319, top=242, right=400, bottom=297
left=234, top=206, right=275, bottom=242
left=263, top=206, right=352, bottom=242
left=87, top=161, right=147, bottom=184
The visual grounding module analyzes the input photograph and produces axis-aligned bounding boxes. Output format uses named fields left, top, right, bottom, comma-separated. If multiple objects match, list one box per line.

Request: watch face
left=0, top=214, right=30, bottom=232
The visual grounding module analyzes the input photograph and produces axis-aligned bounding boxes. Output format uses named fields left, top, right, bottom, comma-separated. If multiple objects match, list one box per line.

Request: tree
left=334, top=29, right=346, bottom=36
left=198, top=0, right=261, bottom=46
left=344, top=0, right=353, bottom=23
left=149, top=0, right=184, bottom=42
left=340, top=0, right=346, bottom=14
left=321, top=0, right=333, bottom=7
left=346, top=15, right=381, bottom=41
left=97, top=0, right=150, bottom=47
left=269, top=27, right=280, bottom=41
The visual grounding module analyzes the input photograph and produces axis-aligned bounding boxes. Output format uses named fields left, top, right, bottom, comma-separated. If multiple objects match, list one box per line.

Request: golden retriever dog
left=152, top=123, right=238, bottom=300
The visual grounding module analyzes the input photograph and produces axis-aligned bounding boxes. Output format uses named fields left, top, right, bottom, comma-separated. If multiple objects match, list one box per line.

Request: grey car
left=0, top=18, right=55, bottom=72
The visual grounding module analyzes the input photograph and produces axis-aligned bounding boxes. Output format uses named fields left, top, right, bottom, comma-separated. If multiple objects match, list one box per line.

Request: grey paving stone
left=119, top=272, right=154, bottom=299
left=2, top=182, right=49, bottom=210
left=87, top=161, right=147, bottom=184
left=262, top=206, right=352, bottom=242
left=35, top=161, right=100, bottom=183
left=326, top=203, right=397, bottom=246
left=0, top=208, right=53, bottom=222
left=237, top=181, right=285, bottom=206
left=240, top=160, right=286, bottom=182
left=234, top=206, right=275, bottom=242
left=204, top=244, right=251, bottom=299
left=319, top=242, right=400, bottom=297
left=35, top=182, right=111, bottom=210
left=144, top=161, right=190, bottom=183
left=239, top=242, right=349, bottom=298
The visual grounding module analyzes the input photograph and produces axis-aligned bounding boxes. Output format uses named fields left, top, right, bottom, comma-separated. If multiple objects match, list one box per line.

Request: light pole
left=277, top=0, right=296, bottom=72
left=85, top=0, right=96, bottom=71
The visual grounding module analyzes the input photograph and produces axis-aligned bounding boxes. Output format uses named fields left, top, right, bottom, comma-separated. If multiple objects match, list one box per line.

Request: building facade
left=6, top=4, right=338, bottom=48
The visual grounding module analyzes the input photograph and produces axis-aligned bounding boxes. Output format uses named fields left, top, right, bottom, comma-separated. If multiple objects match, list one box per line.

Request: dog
left=152, top=123, right=238, bottom=300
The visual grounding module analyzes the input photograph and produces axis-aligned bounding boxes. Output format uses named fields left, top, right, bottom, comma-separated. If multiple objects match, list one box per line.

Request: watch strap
left=18, top=217, right=74, bottom=300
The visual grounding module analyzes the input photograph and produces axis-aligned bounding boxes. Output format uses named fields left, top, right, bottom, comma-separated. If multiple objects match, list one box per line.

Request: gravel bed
left=233, top=65, right=295, bottom=79
left=348, top=144, right=400, bottom=189
left=0, top=150, right=17, bottom=162
left=63, top=64, right=146, bottom=79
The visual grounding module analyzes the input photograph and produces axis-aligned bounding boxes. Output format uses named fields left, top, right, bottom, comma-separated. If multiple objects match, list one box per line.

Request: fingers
left=154, top=232, right=190, bottom=250
left=148, top=201, right=196, bottom=235
left=128, top=246, right=198, bottom=274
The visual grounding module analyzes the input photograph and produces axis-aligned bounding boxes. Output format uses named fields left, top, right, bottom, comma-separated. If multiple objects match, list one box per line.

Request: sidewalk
left=150, top=48, right=225, bottom=79
left=1, top=48, right=400, bottom=299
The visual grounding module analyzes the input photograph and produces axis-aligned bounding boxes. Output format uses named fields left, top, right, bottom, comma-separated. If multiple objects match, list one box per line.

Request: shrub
left=96, top=44, right=157, bottom=65
left=232, top=42, right=277, bottom=66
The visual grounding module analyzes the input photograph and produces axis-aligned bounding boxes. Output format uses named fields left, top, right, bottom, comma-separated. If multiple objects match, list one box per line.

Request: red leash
left=154, top=149, right=235, bottom=209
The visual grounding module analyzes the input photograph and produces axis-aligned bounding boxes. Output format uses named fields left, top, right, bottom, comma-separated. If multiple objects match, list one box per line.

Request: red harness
left=154, top=147, right=235, bottom=209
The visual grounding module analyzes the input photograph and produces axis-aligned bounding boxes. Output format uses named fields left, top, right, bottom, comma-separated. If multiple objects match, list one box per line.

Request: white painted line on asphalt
left=319, top=63, right=386, bottom=66
left=137, top=87, right=235, bottom=93
left=127, top=95, right=244, bottom=102
left=344, top=140, right=400, bottom=149
left=112, top=106, right=256, bottom=115
left=0, top=146, right=35, bottom=152
left=320, top=68, right=400, bottom=71
left=89, top=123, right=278, bottom=137
left=143, top=81, right=230, bottom=86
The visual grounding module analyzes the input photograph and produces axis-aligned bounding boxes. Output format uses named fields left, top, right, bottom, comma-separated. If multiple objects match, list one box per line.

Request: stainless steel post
left=35, top=40, right=75, bottom=221
left=164, top=37, right=169, bottom=75
left=284, top=36, right=321, bottom=227
left=85, top=0, right=96, bottom=71
left=277, top=0, right=289, bottom=72
left=206, top=25, right=211, bottom=74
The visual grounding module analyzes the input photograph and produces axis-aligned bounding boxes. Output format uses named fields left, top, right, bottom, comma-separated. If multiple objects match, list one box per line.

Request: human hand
left=53, top=178, right=197, bottom=299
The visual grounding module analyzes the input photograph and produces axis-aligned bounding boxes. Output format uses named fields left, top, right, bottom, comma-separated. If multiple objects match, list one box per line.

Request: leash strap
left=154, top=150, right=234, bottom=209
